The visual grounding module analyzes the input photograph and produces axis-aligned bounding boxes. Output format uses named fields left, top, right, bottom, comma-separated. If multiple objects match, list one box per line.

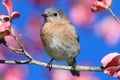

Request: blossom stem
left=11, top=35, right=34, bottom=60
left=108, top=7, right=120, bottom=24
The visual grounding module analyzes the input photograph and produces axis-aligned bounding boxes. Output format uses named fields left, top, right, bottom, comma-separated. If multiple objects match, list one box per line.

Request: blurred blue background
left=0, top=0, right=120, bottom=80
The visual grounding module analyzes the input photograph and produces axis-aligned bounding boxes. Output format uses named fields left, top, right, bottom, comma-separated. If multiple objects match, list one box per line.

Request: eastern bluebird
left=40, top=7, right=80, bottom=76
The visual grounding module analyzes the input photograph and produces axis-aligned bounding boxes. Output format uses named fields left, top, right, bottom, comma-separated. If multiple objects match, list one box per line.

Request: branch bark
left=0, top=59, right=103, bottom=72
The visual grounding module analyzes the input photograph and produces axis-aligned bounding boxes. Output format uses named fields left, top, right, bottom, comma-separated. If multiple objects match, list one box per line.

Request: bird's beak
left=41, top=14, right=48, bottom=17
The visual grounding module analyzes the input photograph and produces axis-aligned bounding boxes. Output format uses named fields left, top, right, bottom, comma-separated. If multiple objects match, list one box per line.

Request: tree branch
left=0, top=59, right=103, bottom=72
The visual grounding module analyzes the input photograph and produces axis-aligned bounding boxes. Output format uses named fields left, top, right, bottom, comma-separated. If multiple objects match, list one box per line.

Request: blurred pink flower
left=52, top=70, right=71, bottom=80
left=4, top=66, right=28, bottom=80
left=25, top=13, right=43, bottom=50
left=69, top=0, right=95, bottom=27
left=101, top=52, right=120, bottom=79
left=29, top=0, right=55, bottom=7
left=0, top=53, right=7, bottom=72
left=91, top=0, right=112, bottom=12
left=94, top=16, right=120, bottom=46
left=52, top=70, right=100, bottom=80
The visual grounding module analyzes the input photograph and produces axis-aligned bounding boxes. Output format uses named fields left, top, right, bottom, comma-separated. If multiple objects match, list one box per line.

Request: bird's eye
left=53, top=13, right=57, bottom=16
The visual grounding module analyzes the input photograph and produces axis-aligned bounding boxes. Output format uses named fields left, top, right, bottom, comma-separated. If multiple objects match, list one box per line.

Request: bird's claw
left=47, top=62, right=52, bottom=71
left=71, top=65, right=76, bottom=72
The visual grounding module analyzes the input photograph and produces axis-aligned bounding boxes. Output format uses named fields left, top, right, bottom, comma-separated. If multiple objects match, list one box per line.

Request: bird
left=40, top=7, right=80, bottom=76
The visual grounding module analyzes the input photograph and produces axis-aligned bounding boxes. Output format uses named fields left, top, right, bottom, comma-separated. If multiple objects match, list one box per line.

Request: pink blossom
left=3, top=66, right=28, bottom=80
left=0, top=22, right=11, bottom=36
left=11, top=11, right=20, bottom=19
left=5, top=35, right=21, bottom=49
left=0, top=0, right=20, bottom=44
left=101, top=52, right=120, bottom=78
left=2, top=0, right=20, bottom=21
left=0, top=53, right=7, bottom=72
left=25, top=13, right=43, bottom=50
left=29, top=0, right=55, bottom=7
left=91, top=0, right=112, bottom=12
left=0, top=22, right=11, bottom=44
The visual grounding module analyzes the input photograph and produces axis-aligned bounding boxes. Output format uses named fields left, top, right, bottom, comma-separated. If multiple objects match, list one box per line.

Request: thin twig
left=0, top=59, right=103, bottom=72
left=3, top=39, right=23, bottom=54
left=108, top=7, right=120, bottom=24
left=11, top=35, right=24, bottom=50
left=12, top=34, right=34, bottom=60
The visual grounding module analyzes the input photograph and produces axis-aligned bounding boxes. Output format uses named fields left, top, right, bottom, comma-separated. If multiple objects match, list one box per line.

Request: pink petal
left=101, top=52, right=120, bottom=79
left=101, top=52, right=120, bottom=67
left=104, top=65, right=120, bottom=79
left=97, top=1, right=108, bottom=9
left=5, top=36, right=21, bottom=49
left=107, top=0, right=112, bottom=7
left=0, top=21, right=11, bottom=29
left=0, top=15, right=8, bottom=20
left=0, top=22, right=11, bottom=39
left=2, top=0, right=13, bottom=17
left=69, top=1, right=95, bottom=26
left=91, top=5, right=105, bottom=12
left=11, top=11, right=20, bottom=19
left=91, top=0, right=112, bottom=12
left=91, top=0, right=106, bottom=12
left=103, top=0, right=112, bottom=7
left=104, top=65, right=120, bottom=76
left=116, top=71, right=120, bottom=79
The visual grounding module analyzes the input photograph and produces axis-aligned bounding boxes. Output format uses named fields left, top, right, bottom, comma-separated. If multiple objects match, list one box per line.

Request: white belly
left=45, top=37, right=79, bottom=61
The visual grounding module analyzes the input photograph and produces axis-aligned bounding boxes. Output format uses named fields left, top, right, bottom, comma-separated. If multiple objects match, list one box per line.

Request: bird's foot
left=71, top=64, right=80, bottom=76
left=71, top=58, right=77, bottom=72
left=47, top=62, right=52, bottom=71
left=71, top=64, right=76, bottom=73
left=47, top=59, right=53, bottom=71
